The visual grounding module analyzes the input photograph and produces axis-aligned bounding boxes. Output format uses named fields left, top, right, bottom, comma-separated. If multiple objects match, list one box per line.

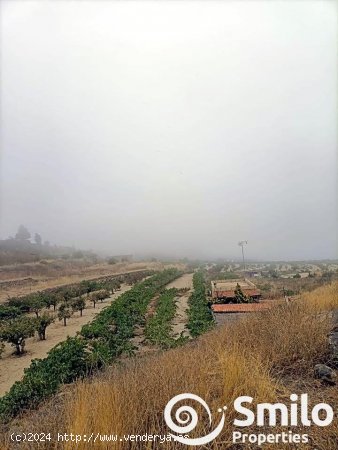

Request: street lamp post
left=238, top=241, right=248, bottom=271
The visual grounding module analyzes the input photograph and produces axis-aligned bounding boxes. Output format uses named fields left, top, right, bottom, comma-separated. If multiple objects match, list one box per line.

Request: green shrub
left=71, top=297, right=86, bottom=316
left=35, top=313, right=55, bottom=340
left=145, top=288, right=180, bottom=349
left=0, top=316, right=37, bottom=355
left=0, top=306, right=22, bottom=320
left=187, top=271, right=214, bottom=337
left=0, top=337, right=88, bottom=419
left=58, top=303, right=73, bottom=326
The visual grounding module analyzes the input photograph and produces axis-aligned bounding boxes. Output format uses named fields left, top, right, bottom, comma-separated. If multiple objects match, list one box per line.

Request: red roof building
left=211, top=279, right=261, bottom=302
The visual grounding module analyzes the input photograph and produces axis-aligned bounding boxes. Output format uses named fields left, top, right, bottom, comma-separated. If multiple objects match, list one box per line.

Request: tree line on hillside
left=0, top=225, right=97, bottom=265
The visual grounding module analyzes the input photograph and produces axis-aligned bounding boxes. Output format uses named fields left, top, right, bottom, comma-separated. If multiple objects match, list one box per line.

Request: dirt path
left=0, top=284, right=132, bottom=397
left=168, top=273, right=193, bottom=338
left=166, top=273, right=193, bottom=290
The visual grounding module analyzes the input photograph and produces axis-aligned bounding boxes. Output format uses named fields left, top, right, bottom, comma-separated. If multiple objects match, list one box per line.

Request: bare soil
left=168, top=273, right=193, bottom=338
left=165, top=273, right=193, bottom=290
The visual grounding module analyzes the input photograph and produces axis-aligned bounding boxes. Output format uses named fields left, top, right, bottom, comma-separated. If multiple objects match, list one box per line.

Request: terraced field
left=0, top=269, right=183, bottom=421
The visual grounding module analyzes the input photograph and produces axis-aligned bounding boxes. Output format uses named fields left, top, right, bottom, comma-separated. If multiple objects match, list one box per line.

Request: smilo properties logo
left=164, top=393, right=226, bottom=446
left=164, top=393, right=335, bottom=447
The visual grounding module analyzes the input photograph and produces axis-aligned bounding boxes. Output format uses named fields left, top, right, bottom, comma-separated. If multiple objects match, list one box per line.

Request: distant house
left=211, top=279, right=261, bottom=303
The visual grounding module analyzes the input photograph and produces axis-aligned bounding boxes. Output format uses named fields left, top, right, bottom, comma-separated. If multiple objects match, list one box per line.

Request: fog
left=0, top=1, right=337, bottom=260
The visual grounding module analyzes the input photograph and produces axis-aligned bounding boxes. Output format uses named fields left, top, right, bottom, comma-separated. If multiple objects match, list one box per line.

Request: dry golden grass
left=59, top=282, right=337, bottom=450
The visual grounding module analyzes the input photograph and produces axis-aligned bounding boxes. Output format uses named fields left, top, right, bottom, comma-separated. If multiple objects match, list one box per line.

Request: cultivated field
left=6, top=281, right=333, bottom=450
left=0, top=260, right=170, bottom=303
left=0, top=284, right=132, bottom=396
left=0, top=268, right=337, bottom=450
left=0, top=268, right=198, bottom=427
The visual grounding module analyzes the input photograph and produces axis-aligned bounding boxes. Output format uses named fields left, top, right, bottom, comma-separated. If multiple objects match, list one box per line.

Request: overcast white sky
left=0, top=0, right=337, bottom=260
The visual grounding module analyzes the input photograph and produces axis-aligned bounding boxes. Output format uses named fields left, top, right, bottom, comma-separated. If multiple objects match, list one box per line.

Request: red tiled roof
left=211, top=303, right=272, bottom=313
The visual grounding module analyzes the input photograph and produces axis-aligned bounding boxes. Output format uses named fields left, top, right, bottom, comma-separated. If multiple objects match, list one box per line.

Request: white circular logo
left=164, top=393, right=226, bottom=446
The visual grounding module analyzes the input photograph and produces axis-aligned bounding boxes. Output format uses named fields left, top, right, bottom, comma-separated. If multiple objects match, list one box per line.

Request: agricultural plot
left=0, top=284, right=132, bottom=396
left=0, top=271, right=150, bottom=386
left=131, top=271, right=212, bottom=353
left=133, top=273, right=194, bottom=352
left=0, top=269, right=181, bottom=421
